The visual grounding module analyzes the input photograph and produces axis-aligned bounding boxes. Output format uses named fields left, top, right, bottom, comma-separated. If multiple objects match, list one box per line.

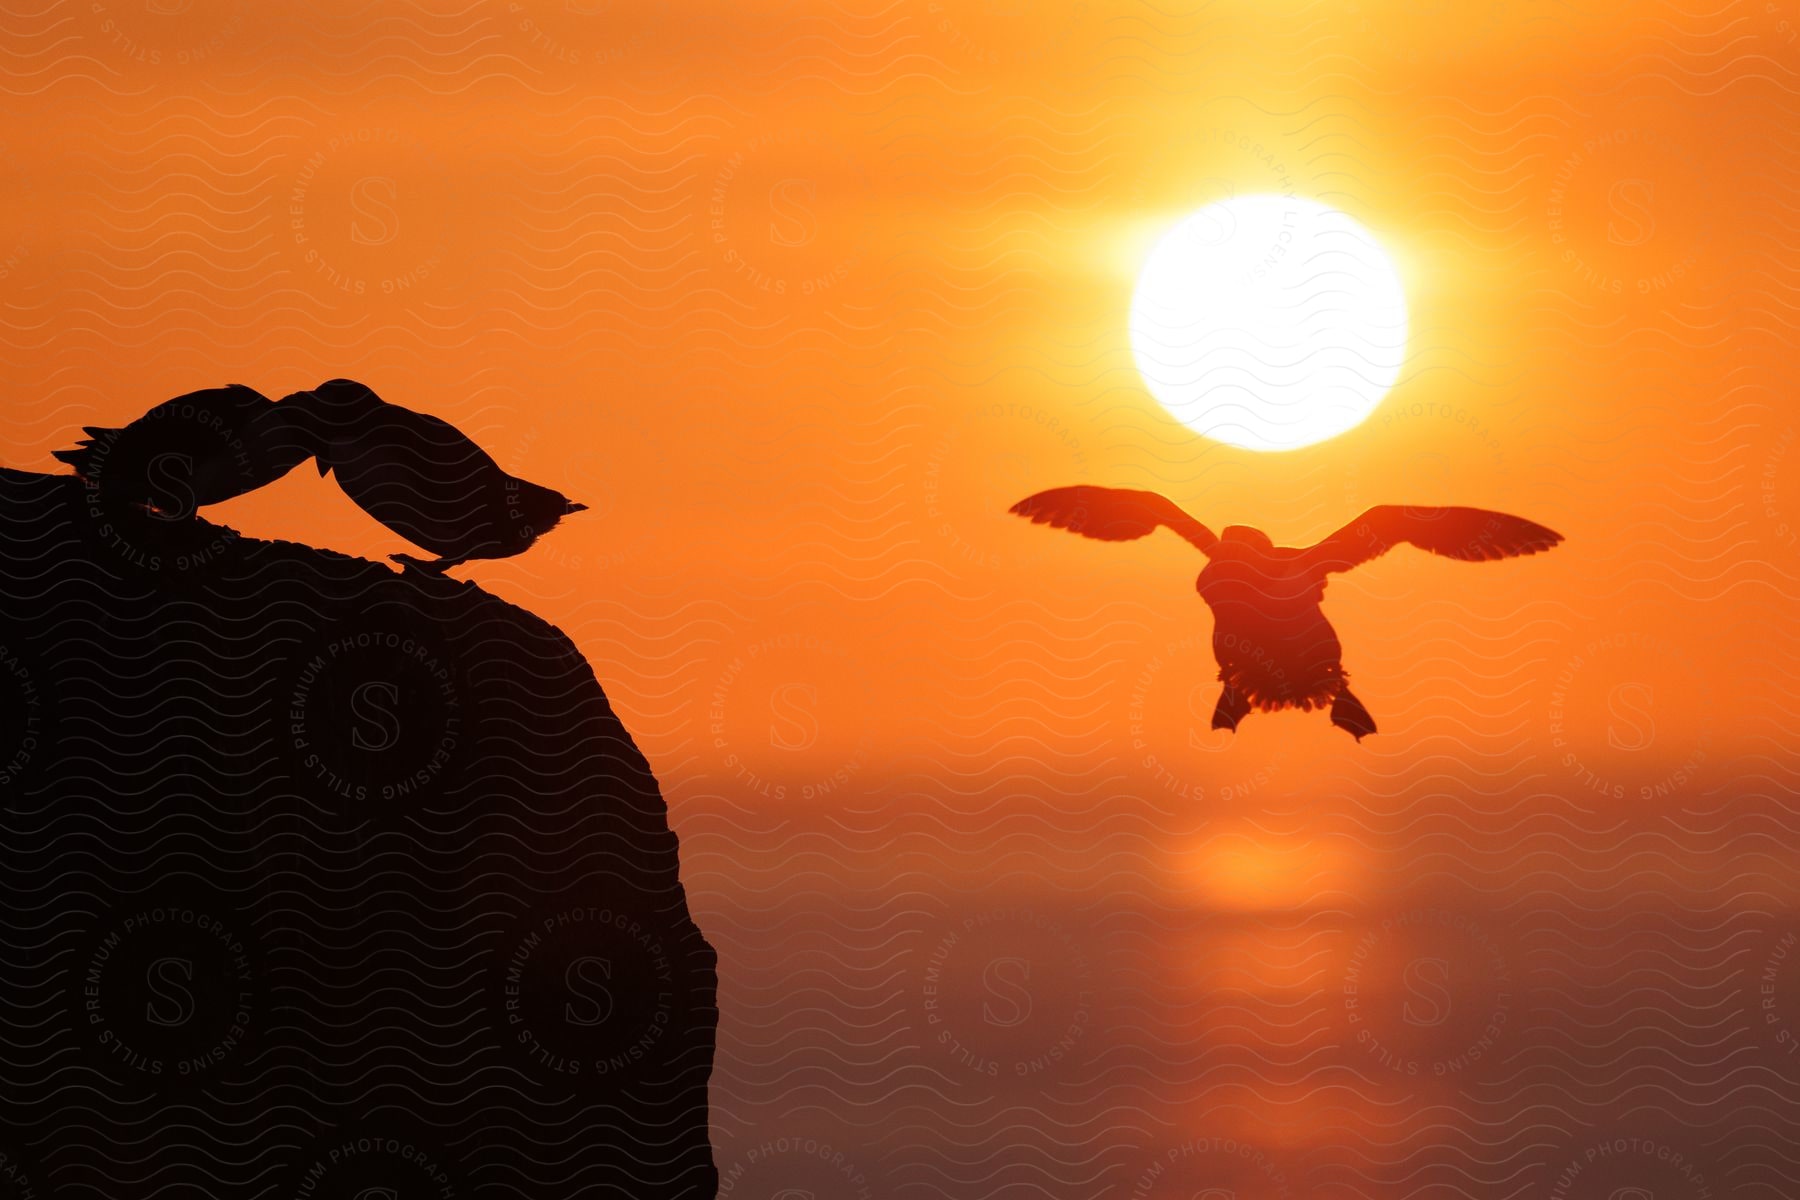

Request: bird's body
left=1199, top=543, right=1340, bottom=712
left=1010, top=486, right=1564, bottom=740
left=284, top=379, right=586, bottom=574
left=53, top=383, right=319, bottom=517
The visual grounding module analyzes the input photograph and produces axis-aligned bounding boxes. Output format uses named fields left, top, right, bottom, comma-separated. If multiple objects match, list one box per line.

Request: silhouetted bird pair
left=55, top=380, right=585, bottom=575
left=1011, top=487, right=1563, bottom=740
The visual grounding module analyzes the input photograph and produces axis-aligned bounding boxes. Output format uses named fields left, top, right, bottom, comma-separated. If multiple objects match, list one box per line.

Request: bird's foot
left=1211, top=685, right=1250, bottom=733
left=1329, top=688, right=1378, bottom=742
left=391, top=553, right=451, bottom=576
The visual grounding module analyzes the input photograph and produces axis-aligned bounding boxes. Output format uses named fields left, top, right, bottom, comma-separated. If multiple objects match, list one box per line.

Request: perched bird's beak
left=271, top=387, right=332, bottom=475
left=566, top=501, right=588, bottom=513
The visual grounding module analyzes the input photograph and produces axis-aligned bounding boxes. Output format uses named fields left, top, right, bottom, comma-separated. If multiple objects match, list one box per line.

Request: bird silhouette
left=282, top=378, right=587, bottom=575
left=52, top=383, right=320, bottom=518
left=1010, top=486, right=1564, bottom=740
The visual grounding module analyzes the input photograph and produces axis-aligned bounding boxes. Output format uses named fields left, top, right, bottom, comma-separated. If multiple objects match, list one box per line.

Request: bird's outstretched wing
left=1008, top=486, right=1218, bottom=555
left=1303, top=505, right=1563, bottom=573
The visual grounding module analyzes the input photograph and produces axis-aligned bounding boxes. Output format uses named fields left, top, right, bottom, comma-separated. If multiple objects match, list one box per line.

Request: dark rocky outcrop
left=0, top=467, right=718, bottom=1198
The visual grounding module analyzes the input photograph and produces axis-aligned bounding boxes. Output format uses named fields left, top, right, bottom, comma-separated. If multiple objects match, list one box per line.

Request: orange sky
left=4, top=1, right=1798, bottom=1195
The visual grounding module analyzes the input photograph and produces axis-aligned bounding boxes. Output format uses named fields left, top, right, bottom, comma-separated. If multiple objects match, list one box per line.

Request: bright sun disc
left=1129, top=195, right=1408, bottom=452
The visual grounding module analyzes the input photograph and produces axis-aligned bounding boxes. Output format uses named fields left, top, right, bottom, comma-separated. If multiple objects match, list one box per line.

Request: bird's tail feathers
left=53, top=427, right=121, bottom=479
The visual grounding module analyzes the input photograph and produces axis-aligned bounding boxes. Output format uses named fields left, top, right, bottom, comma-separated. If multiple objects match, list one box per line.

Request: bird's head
left=1221, top=525, right=1273, bottom=550
left=276, top=379, right=386, bottom=474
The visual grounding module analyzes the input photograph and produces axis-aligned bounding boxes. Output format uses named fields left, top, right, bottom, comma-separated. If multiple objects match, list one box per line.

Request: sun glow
left=1129, top=195, right=1409, bottom=452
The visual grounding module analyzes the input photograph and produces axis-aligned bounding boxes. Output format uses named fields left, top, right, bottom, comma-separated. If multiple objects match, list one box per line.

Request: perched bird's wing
left=52, top=383, right=280, bottom=499
left=217, top=381, right=275, bottom=415
left=394, top=405, right=505, bottom=475
left=1302, top=506, right=1563, bottom=574
left=326, top=402, right=515, bottom=559
left=1008, top=486, right=1219, bottom=555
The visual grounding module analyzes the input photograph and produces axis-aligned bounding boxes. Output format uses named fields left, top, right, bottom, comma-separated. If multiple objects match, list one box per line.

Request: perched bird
left=282, top=378, right=587, bottom=575
left=53, top=383, right=320, bottom=517
left=1010, top=486, right=1564, bottom=740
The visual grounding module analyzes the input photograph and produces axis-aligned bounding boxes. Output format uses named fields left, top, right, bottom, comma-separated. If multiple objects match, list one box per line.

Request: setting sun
left=1129, top=195, right=1409, bottom=451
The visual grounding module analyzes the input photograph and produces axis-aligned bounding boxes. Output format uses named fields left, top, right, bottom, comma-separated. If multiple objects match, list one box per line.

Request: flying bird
left=53, top=383, right=320, bottom=517
left=1009, top=486, right=1564, bottom=740
left=283, top=378, right=587, bottom=575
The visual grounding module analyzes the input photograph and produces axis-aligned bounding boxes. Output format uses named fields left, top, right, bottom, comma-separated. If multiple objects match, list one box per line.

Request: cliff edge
left=0, top=467, right=719, bottom=1198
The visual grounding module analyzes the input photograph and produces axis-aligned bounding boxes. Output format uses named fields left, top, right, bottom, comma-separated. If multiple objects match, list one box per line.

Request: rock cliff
left=0, top=467, right=718, bottom=1198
